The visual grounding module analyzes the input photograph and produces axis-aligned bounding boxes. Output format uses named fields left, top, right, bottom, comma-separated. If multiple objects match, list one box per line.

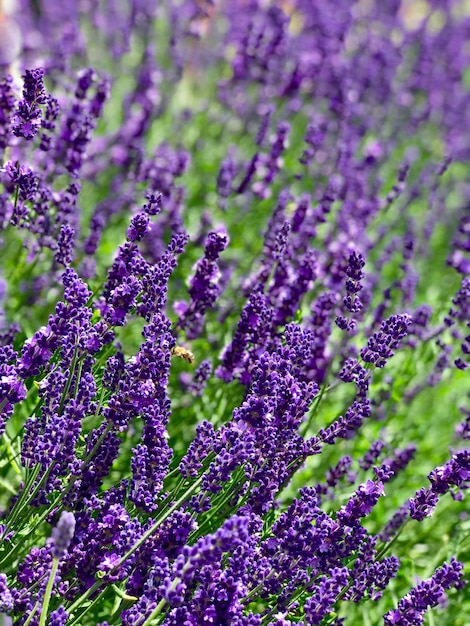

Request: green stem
left=39, top=557, right=59, bottom=626
left=3, top=464, right=40, bottom=534
left=22, top=600, right=41, bottom=626
left=375, top=522, right=407, bottom=561
left=67, top=587, right=109, bottom=626
left=2, top=429, right=22, bottom=475
left=66, top=476, right=203, bottom=619
left=58, top=344, right=79, bottom=413
left=192, top=468, right=246, bottom=539
left=117, top=475, right=203, bottom=569
left=140, top=565, right=188, bottom=626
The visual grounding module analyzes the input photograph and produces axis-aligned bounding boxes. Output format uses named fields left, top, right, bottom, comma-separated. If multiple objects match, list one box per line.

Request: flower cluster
left=0, top=1, right=469, bottom=625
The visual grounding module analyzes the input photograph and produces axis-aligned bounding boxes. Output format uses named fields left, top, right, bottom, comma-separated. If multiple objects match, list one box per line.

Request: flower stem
left=38, top=557, right=59, bottom=626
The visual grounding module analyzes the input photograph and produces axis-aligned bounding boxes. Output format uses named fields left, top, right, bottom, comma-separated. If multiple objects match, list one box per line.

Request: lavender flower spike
left=11, top=68, right=47, bottom=140
left=175, top=230, right=229, bottom=339
left=51, top=511, right=76, bottom=560
left=384, top=558, right=465, bottom=625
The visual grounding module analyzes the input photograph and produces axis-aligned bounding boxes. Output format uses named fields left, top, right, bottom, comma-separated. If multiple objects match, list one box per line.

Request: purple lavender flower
left=217, top=152, right=237, bottom=207
left=384, top=558, right=464, bottom=625
left=49, top=606, right=68, bottom=626
left=409, top=488, right=440, bottom=522
left=188, top=359, right=212, bottom=396
left=39, top=94, right=60, bottom=151
left=316, top=455, right=354, bottom=501
left=384, top=445, right=417, bottom=476
left=409, top=450, right=470, bottom=521
left=304, top=567, right=349, bottom=624
left=361, top=314, right=412, bottom=368
left=343, top=251, right=366, bottom=312
left=0, top=346, right=26, bottom=427
left=360, top=440, right=385, bottom=470
left=55, top=224, right=75, bottom=266
left=349, top=555, right=400, bottom=602
left=428, top=450, right=470, bottom=497
left=51, top=512, right=76, bottom=560
left=11, top=68, right=47, bottom=140
left=2, top=2, right=470, bottom=625
left=337, top=480, right=385, bottom=525
left=128, top=315, right=174, bottom=512
left=175, top=230, right=229, bottom=339
left=319, top=398, right=371, bottom=445
left=0, top=75, right=16, bottom=154
left=179, top=419, right=218, bottom=478
left=378, top=503, right=411, bottom=543
left=127, top=212, right=150, bottom=242
left=217, top=287, right=273, bottom=383
left=0, top=573, right=13, bottom=611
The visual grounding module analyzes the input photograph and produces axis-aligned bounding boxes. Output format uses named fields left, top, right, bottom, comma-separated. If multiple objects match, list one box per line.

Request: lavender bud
left=51, top=511, right=75, bottom=560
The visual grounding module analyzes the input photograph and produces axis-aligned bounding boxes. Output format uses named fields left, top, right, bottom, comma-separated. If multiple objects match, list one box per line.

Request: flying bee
left=171, top=345, right=195, bottom=364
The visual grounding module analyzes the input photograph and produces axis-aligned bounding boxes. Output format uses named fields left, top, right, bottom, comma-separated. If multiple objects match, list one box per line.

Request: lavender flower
left=55, top=224, right=75, bottom=266
left=0, top=573, right=13, bottom=611
left=409, top=488, right=440, bottom=522
left=384, top=558, right=464, bottom=625
left=0, top=75, right=15, bottom=154
left=304, top=567, right=349, bottom=624
left=1, top=2, right=470, bottom=625
left=361, top=314, right=412, bottom=368
left=51, top=512, right=76, bottom=560
left=175, top=230, right=229, bottom=339
left=337, top=480, right=385, bottom=525
left=11, top=68, right=46, bottom=140
left=336, top=250, right=366, bottom=331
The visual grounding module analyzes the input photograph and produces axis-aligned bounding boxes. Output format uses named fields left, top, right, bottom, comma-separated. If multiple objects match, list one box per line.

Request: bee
left=171, top=345, right=195, bottom=364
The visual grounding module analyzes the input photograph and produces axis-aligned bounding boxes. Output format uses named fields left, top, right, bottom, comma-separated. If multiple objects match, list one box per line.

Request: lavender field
left=1, top=1, right=470, bottom=624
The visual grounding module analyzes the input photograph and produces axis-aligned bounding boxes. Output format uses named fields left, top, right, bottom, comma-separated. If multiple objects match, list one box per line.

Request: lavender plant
left=0, top=1, right=470, bottom=625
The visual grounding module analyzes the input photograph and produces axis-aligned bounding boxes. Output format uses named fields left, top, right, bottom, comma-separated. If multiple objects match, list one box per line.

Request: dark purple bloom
left=143, top=192, right=162, bottom=216
left=175, top=230, right=229, bottom=339
left=256, top=104, right=274, bottom=146
left=409, top=488, right=440, bottom=522
left=188, top=359, right=212, bottom=397
left=304, top=567, right=349, bottom=624
left=319, top=398, right=370, bottom=445
left=361, top=314, right=412, bottom=368
left=49, top=606, right=68, bottom=626
left=128, top=315, right=175, bottom=512
left=337, top=480, right=385, bottom=525
left=179, top=420, right=218, bottom=478
left=0, top=344, right=26, bottom=427
left=378, top=503, right=410, bottom=542
left=55, top=224, right=75, bottom=266
left=349, top=556, right=400, bottom=602
left=11, top=68, right=46, bottom=140
left=359, top=440, right=385, bottom=470
left=316, top=455, right=354, bottom=500
left=384, top=445, right=417, bottom=476
left=138, top=232, right=189, bottom=320
left=373, top=464, right=395, bottom=483
left=428, top=450, right=470, bottom=497
left=40, top=95, right=60, bottom=151
left=343, top=251, right=366, bottom=313
left=217, top=152, right=237, bottom=207
left=127, top=212, right=150, bottom=242
left=384, top=558, right=464, bottom=625
left=106, top=275, right=141, bottom=325
left=217, top=287, right=273, bottom=383
left=4, top=161, right=39, bottom=203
